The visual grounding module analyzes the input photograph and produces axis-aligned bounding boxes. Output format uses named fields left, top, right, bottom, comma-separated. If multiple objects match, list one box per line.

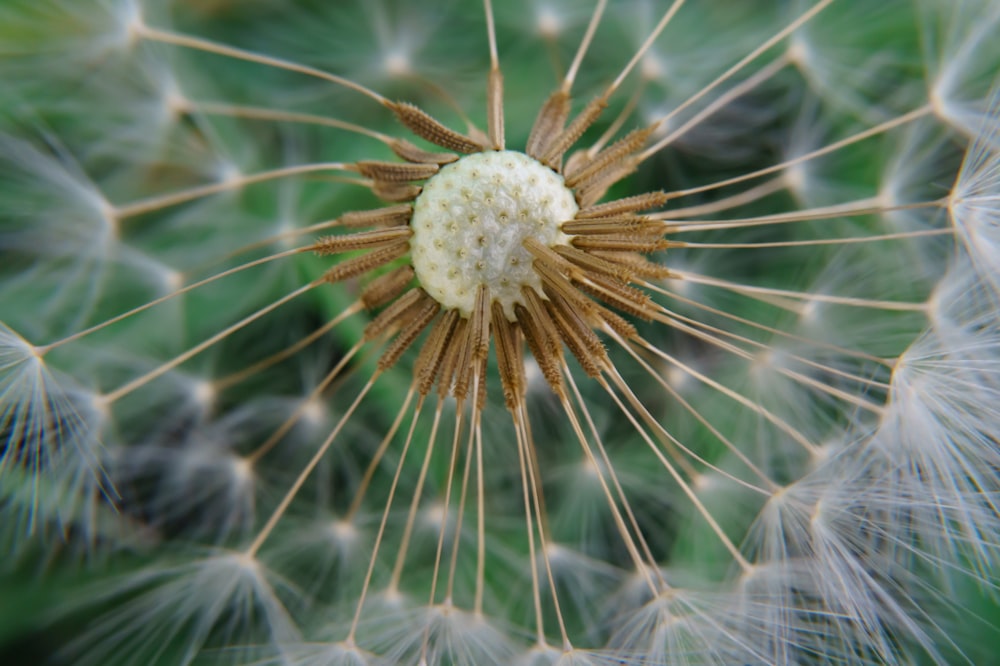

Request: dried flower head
left=1, top=0, right=999, bottom=664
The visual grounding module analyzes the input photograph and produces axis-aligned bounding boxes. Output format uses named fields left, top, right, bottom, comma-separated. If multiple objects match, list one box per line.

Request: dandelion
left=1, top=0, right=998, bottom=665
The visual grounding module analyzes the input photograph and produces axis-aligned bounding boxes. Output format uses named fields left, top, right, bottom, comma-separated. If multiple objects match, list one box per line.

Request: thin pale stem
left=445, top=405, right=477, bottom=604
left=665, top=194, right=878, bottom=225
left=216, top=302, right=363, bottom=391
left=182, top=101, right=392, bottom=143
left=643, top=280, right=892, bottom=367
left=587, top=80, right=646, bottom=157
left=483, top=0, right=499, bottom=67
left=244, top=372, right=379, bottom=559
left=610, top=0, right=686, bottom=95
left=563, top=0, right=608, bottom=92
left=634, top=334, right=820, bottom=455
left=541, top=30, right=565, bottom=81
left=596, top=374, right=752, bottom=571
left=602, top=359, right=775, bottom=494
left=420, top=407, right=467, bottom=663
left=512, top=401, right=547, bottom=647
left=639, top=0, right=835, bottom=162
left=114, top=162, right=352, bottom=220
left=562, top=366, right=665, bottom=592
left=515, top=402, right=571, bottom=649
left=665, top=198, right=945, bottom=231
left=661, top=105, right=934, bottom=200
left=187, top=218, right=348, bottom=276
left=677, top=228, right=953, bottom=248
left=665, top=177, right=786, bottom=219
left=473, top=398, right=486, bottom=615
left=245, top=337, right=365, bottom=465
left=388, top=398, right=445, bottom=593
left=650, top=310, right=886, bottom=415
left=484, top=0, right=505, bottom=149
left=653, top=304, right=891, bottom=392
left=137, top=24, right=388, bottom=105
left=609, top=331, right=781, bottom=490
left=344, top=386, right=418, bottom=522
left=348, top=396, right=426, bottom=644
left=35, top=246, right=309, bottom=355
left=426, top=408, right=465, bottom=608
left=99, top=280, right=321, bottom=406
left=676, top=271, right=929, bottom=312
left=646, top=54, right=790, bottom=156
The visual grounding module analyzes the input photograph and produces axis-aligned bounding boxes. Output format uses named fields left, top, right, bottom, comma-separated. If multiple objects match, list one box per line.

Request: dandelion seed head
left=691, top=472, right=714, bottom=492
left=644, top=107, right=674, bottom=139
left=786, top=35, right=811, bottom=69
left=300, top=396, right=327, bottom=427
left=160, top=81, right=189, bottom=123
left=192, top=378, right=216, bottom=408
left=218, top=160, right=244, bottom=186
left=231, top=455, right=254, bottom=484
left=798, top=298, right=821, bottom=324
left=640, top=54, right=667, bottom=82
left=329, top=518, right=358, bottom=544
left=578, top=455, right=602, bottom=479
left=382, top=48, right=412, bottom=79
left=118, top=0, right=144, bottom=47
left=535, top=7, right=562, bottom=38
left=421, top=500, right=451, bottom=534
left=664, top=362, right=690, bottom=391
left=783, top=163, right=809, bottom=196
left=4, top=0, right=1000, bottom=663
left=158, top=265, right=184, bottom=293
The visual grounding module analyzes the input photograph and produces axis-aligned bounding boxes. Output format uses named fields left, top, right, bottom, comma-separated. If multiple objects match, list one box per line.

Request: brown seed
left=371, top=180, right=422, bottom=202
left=339, top=204, right=413, bottom=228
left=378, top=297, right=440, bottom=371
left=355, top=161, right=440, bottom=183
left=591, top=251, right=678, bottom=280
left=363, top=287, right=425, bottom=340
left=492, top=300, right=524, bottom=410
left=526, top=90, right=571, bottom=161
left=314, top=227, right=413, bottom=255
left=545, top=294, right=605, bottom=378
left=437, top=318, right=468, bottom=398
left=553, top=245, right=634, bottom=282
left=579, top=273, right=655, bottom=321
left=389, top=138, right=459, bottom=165
left=521, top=287, right=562, bottom=358
left=514, top=300, right=563, bottom=395
left=414, top=309, right=460, bottom=396
left=453, top=285, right=491, bottom=401
left=571, top=234, right=671, bottom=254
left=576, top=191, right=669, bottom=219
left=564, top=125, right=657, bottom=187
left=560, top=216, right=665, bottom=235
left=389, top=101, right=486, bottom=154
left=361, top=265, right=415, bottom=310
left=541, top=95, right=609, bottom=168
left=322, top=239, right=410, bottom=285
left=574, top=158, right=639, bottom=207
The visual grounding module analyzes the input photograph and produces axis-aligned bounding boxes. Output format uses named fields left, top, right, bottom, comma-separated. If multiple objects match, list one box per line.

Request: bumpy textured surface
left=411, top=151, right=575, bottom=318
